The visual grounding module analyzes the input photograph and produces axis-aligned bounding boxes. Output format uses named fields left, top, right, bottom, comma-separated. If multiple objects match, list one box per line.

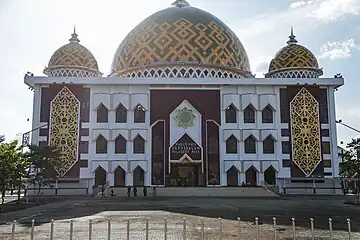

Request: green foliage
left=339, top=138, right=360, bottom=178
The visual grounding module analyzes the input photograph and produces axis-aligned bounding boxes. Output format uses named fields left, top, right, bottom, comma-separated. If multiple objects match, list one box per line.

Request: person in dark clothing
left=101, top=185, right=105, bottom=198
left=127, top=185, right=131, bottom=197
left=143, top=186, right=147, bottom=196
left=110, top=189, right=116, bottom=196
left=152, top=187, right=156, bottom=197
left=133, top=187, right=137, bottom=196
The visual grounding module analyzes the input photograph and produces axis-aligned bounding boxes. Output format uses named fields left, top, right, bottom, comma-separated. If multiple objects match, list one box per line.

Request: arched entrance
left=95, top=166, right=106, bottom=186
left=245, top=166, right=257, bottom=186
left=114, top=166, right=126, bottom=187
left=133, top=166, right=145, bottom=186
left=227, top=166, right=239, bottom=186
left=264, top=166, right=276, bottom=185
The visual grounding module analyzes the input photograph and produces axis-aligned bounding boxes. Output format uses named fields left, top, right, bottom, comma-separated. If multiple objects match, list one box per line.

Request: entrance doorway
left=245, top=166, right=257, bottom=186
left=114, top=166, right=126, bottom=187
left=264, top=166, right=276, bottom=185
left=227, top=166, right=239, bottom=186
left=133, top=166, right=145, bottom=186
left=94, top=166, right=106, bottom=186
left=168, top=164, right=202, bottom=186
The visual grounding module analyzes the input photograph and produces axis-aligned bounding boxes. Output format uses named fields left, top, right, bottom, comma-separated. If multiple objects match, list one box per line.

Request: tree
left=26, top=144, right=61, bottom=204
left=340, top=138, right=360, bottom=204
left=0, top=135, right=4, bottom=143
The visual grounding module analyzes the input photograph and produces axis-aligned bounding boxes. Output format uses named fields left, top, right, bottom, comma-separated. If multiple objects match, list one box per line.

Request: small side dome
left=265, top=28, right=323, bottom=78
left=44, top=28, right=102, bottom=77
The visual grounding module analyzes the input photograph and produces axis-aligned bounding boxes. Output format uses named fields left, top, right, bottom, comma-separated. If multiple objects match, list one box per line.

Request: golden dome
left=44, top=30, right=101, bottom=77
left=110, top=0, right=252, bottom=78
left=266, top=29, right=322, bottom=78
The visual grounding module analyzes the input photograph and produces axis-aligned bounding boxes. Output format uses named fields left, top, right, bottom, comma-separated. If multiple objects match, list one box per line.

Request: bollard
left=182, top=217, right=187, bottom=240
left=219, top=217, right=223, bottom=240
left=70, top=220, right=74, bottom=240
left=237, top=217, right=241, bottom=239
left=127, top=219, right=130, bottom=240
left=291, top=218, right=296, bottom=240
left=30, top=219, right=35, bottom=240
left=255, top=217, right=259, bottom=240
left=164, top=217, right=167, bottom=240
left=107, top=218, right=111, bottom=240
left=310, top=218, right=315, bottom=240
left=11, top=220, right=16, bottom=240
left=273, top=217, right=277, bottom=240
left=89, top=220, right=93, bottom=240
left=50, top=219, right=54, bottom=240
left=200, top=217, right=205, bottom=240
left=329, top=218, right=333, bottom=239
left=145, top=218, right=149, bottom=240
left=347, top=218, right=351, bottom=240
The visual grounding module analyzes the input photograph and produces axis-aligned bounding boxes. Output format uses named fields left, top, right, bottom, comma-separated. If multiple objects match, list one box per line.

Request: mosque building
left=24, top=0, right=343, bottom=193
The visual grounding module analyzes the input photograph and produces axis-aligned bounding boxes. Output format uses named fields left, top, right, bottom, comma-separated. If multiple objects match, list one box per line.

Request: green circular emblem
left=174, top=107, right=196, bottom=128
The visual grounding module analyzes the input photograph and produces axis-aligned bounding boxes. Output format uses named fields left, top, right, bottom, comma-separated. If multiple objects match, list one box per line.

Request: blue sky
left=0, top=0, right=359, bottom=146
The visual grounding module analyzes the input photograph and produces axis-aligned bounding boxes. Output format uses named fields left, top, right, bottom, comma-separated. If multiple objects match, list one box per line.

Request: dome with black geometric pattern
left=110, top=0, right=252, bottom=78
left=44, top=29, right=102, bottom=77
left=265, top=28, right=323, bottom=78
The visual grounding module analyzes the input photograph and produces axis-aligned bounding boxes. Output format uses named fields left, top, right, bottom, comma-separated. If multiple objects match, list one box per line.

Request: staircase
left=110, top=187, right=279, bottom=197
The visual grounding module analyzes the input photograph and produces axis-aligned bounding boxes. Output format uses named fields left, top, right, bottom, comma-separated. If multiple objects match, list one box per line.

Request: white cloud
left=319, top=39, right=359, bottom=60
left=290, top=0, right=360, bottom=22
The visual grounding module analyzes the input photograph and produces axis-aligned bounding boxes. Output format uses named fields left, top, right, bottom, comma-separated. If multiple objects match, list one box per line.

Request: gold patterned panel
left=48, top=43, right=99, bottom=71
left=49, top=87, right=80, bottom=177
left=290, top=87, right=321, bottom=176
left=268, top=44, right=319, bottom=72
left=111, top=6, right=250, bottom=74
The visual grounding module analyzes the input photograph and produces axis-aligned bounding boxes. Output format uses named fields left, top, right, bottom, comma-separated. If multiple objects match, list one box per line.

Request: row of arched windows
left=96, top=104, right=146, bottom=123
left=225, top=104, right=274, bottom=124
left=225, top=135, right=275, bottom=154
left=95, top=134, right=146, bottom=154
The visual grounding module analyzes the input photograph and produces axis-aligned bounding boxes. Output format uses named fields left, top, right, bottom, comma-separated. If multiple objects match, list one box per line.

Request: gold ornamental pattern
left=268, top=44, right=319, bottom=72
left=290, top=87, right=321, bottom=176
left=111, top=17, right=250, bottom=74
left=48, top=43, right=99, bottom=71
left=49, top=87, right=80, bottom=177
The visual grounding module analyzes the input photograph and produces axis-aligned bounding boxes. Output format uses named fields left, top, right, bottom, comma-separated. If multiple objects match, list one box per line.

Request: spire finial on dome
left=287, top=26, right=298, bottom=44
left=172, top=0, right=190, bottom=8
left=69, top=25, right=80, bottom=43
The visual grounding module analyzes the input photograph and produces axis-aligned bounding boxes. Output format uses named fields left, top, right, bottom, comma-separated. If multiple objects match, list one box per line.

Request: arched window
left=133, top=135, right=145, bottom=154
left=262, top=105, right=274, bottom=123
left=244, top=105, right=255, bottom=123
left=115, top=104, right=127, bottom=123
left=134, top=104, right=146, bottom=123
left=96, top=134, right=107, bottom=154
left=244, top=135, right=256, bottom=154
left=263, top=135, right=275, bottom=154
left=96, top=104, right=108, bottom=123
left=225, top=104, right=237, bottom=123
left=115, top=135, right=127, bottom=154
left=226, top=135, right=238, bottom=154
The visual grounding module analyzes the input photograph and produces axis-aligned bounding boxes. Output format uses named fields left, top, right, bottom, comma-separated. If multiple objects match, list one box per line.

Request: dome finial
left=172, top=0, right=190, bottom=8
left=69, top=25, right=80, bottom=43
left=287, top=26, right=298, bottom=44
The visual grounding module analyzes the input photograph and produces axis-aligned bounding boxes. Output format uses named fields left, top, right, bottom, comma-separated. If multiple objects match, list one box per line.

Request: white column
left=107, top=172, right=114, bottom=186
left=31, top=84, right=42, bottom=145
left=328, top=87, right=340, bottom=177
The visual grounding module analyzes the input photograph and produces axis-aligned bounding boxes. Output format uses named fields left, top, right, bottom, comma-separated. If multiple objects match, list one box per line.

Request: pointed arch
left=94, top=166, right=106, bottom=186
left=115, top=134, right=127, bottom=154
left=225, top=104, right=237, bottom=123
left=245, top=166, right=258, bottom=186
left=264, top=166, right=277, bottom=185
left=96, top=103, right=108, bottom=123
left=133, top=165, right=145, bottom=186
left=226, top=135, right=238, bottom=154
left=114, top=166, right=126, bottom=187
left=227, top=166, right=239, bottom=186
left=244, top=135, right=256, bottom=154
left=115, top=103, right=127, bottom=123
left=133, top=134, right=145, bottom=154
left=262, top=104, right=274, bottom=123
left=134, top=104, right=146, bottom=123
left=244, top=104, right=256, bottom=123
left=263, top=135, right=275, bottom=154
left=96, top=134, right=108, bottom=154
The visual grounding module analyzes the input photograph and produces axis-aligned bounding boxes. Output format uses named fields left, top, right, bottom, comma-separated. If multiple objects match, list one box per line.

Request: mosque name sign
left=170, top=134, right=202, bottom=161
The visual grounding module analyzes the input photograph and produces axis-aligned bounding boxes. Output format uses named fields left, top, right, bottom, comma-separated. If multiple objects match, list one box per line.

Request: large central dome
left=110, top=0, right=251, bottom=78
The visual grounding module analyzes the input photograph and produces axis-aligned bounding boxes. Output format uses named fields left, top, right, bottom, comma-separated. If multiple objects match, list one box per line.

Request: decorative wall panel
left=49, top=87, right=80, bottom=177
left=290, top=87, right=321, bottom=176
